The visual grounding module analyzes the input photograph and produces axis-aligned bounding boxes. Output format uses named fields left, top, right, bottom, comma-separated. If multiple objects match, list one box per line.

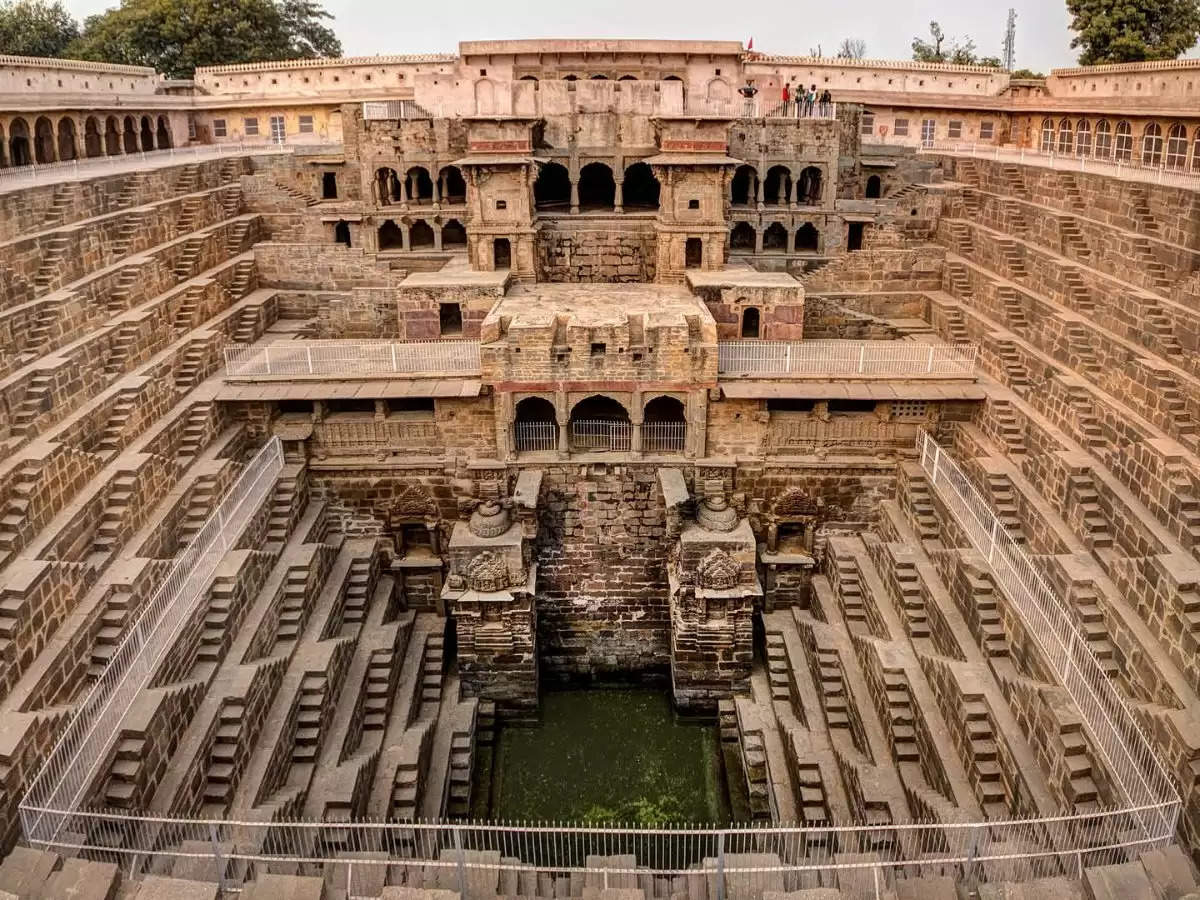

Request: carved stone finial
left=697, top=487, right=738, bottom=533
left=469, top=499, right=512, bottom=538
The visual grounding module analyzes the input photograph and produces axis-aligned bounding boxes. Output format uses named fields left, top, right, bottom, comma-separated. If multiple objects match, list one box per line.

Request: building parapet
left=223, top=339, right=483, bottom=379
left=750, top=54, right=1009, bottom=77
left=1051, top=58, right=1200, bottom=77
left=194, top=53, right=459, bottom=76
left=0, top=54, right=159, bottom=76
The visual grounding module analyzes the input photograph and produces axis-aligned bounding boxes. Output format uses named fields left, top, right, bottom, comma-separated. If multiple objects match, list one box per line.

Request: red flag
left=747, top=37, right=754, bottom=50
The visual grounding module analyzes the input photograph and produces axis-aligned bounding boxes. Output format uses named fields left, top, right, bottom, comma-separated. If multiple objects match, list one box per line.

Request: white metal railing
left=643, top=420, right=686, bottom=453
left=20, top=437, right=284, bottom=846
left=922, top=140, right=1200, bottom=192
left=513, top=420, right=557, bottom=453
left=682, top=98, right=838, bottom=119
left=223, top=340, right=482, bottom=378
left=362, top=99, right=433, bottom=120
left=0, top=141, right=339, bottom=192
left=571, top=419, right=631, bottom=452
left=717, top=341, right=978, bottom=378
left=917, top=432, right=1179, bottom=835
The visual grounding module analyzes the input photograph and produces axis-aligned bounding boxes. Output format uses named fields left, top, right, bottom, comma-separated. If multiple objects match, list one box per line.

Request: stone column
left=570, top=178, right=580, bottom=215
left=615, top=180, right=624, bottom=214
left=755, top=174, right=764, bottom=210
left=433, top=225, right=443, bottom=251
left=401, top=174, right=411, bottom=207
left=789, top=178, right=799, bottom=209
left=400, top=223, right=410, bottom=251
left=433, top=173, right=442, bottom=209
left=787, top=228, right=796, bottom=254
left=556, top=390, right=570, bottom=456
left=775, top=179, right=786, bottom=206
left=630, top=389, right=643, bottom=457
left=754, top=228, right=764, bottom=254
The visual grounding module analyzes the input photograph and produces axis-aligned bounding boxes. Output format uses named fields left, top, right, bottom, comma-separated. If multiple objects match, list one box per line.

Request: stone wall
left=535, top=225, right=657, bottom=282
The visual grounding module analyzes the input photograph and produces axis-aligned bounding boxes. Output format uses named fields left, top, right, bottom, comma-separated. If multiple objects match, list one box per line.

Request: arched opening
left=322, top=172, right=338, bottom=199
left=34, top=116, right=56, bottom=164
left=618, top=75, right=638, bottom=81
left=9, top=118, right=32, bottom=167
left=563, top=74, right=578, bottom=81
left=590, top=74, right=609, bottom=80
left=730, top=165, right=756, bottom=206
left=763, top=222, right=788, bottom=252
left=441, top=219, right=467, bottom=248
left=1166, top=123, right=1187, bottom=169
left=1094, top=120, right=1112, bottom=159
left=156, top=115, right=172, bottom=149
left=763, top=165, right=791, bottom=206
left=439, top=302, right=463, bottom=336
left=643, top=395, right=686, bottom=453
left=534, top=161, right=571, bottom=210
left=406, top=166, right=433, bottom=204
left=578, top=162, right=615, bottom=210
left=378, top=220, right=404, bottom=250
left=122, top=116, right=138, bottom=153
left=55, top=118, right=77, bottom=161
left=0, top=124, right=5, bottom=168
left=622, top=162, right=660, bottom=209
left=1057, top=118, right=1073, bottom=155
left=685, top=237, right=703, bottom=268
left=847, top=222, right=865, bottom=251
left=796, top=223, right=819, bottom=252
left=1075, top=120, right=1092, bottom=157
left=569, top=395, right=631, bottom=452
left=664, top=75, right=683, bottom=82
left=741, top=307, right=761, bottom=338
left=139, top=115, right=155, bottom=151
left=410, top=220, right=435, bottom=249
left=865, top=175, right=882, bottom=199
left=729, top=222, right=755, bottom=251
left=514, top=396, right=557, bottom=452
left=1194, top=128, right=1200, bottom=172
left=1040, top=117, right=1055, bottom=153
left=439, top=166, right=466, bottom=204
left=1142, top=123, right=1163, bottom=166
left=104, top=116, right=121, bottom=155
left=1114, top=121, right=1133, bottom=161
left=84, top=117, right=102, bottom=158
left=376, top=167, right=400, bottom=205
left=519, top=75, right=539, bottom=82
left=334, top=220, right=352, bottom=247
left=494, top=238, right=511, bottom=268
left=798, top=166, right=823, bottom=205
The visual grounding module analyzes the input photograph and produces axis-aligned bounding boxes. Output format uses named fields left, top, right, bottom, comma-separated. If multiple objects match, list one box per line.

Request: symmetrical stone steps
left=31, top=233, right=71, bottom=292
left=229, top=259, right=256, bottom=300
left=273, top=180, right=319, bottom=207
left=1067, top=472, right=1115, bottom=554
left=1056, top=172, right=1086, bottom=212
left=946, top=220, right=973, bottom=256
left=110, top=210, right=143, bottom=257
left=293, top=673, right=329, bottom=765
left=1063, top=321, right=1102, bottom=379
left=959, top=696, right=1008, bottom=818
left=1059, top=215, right=1089, bottom=259
left=87, top=586, right=134, bottom=680
left=103, top=322, right=140, bottom=376
left=173, top=235, right=205, bottom=280
left=203, top=699, right=246, bottom=812
left=993, top=338, right=1031, bottom=394
left=342, top=556, right=372, bottom=627
left=999, top=164, right=1029, bottom=201
left=90, top=472, right=138, bottom=557
left=987, top=399, right=1027, bottom=455
left=831, top=556, right=867, bottom=629
left=996, top=285, right=1028, bottom=331
left=175, top=196, right=205, bottom=238
left=419, top=633, right=445, bottom=717
left=175, top=401, right=214, bottom=465
left=765, top=631, right=791, bottom=702
left=0, top=461, right=40, bottom=556
left=1060, top=266, right=1095, bottom=312
left=1064, top=385, right=1106, bottom=452
left=105, top=263, right=143, bottom=314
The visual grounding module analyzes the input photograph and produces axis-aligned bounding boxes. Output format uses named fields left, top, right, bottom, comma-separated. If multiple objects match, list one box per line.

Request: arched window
left=1094, top=120, right=1112, bottom=159
left=34, top=116, right=56, bottom=164
left=569, top=395, right=631, bottom=452
left=796, top=223, right=819, bottom=252
left=406, top=167, right=433, bottom=204
left=376, top=167, right=400, bottom=205
left=104, top=116, right=121, bottom=156
left=590, top=74, right=609, bottom=80
left=741, top=307, right=760, bottom=338
left=534, top=161, right=571, bottom=210
left=730, top=165, right=756, bottom=206
left=621, top=162, right=660, bottom=209
left=763, top=165, right=792, bottom=206
left=84, top=117, right=102, bottom=158
left=1165, top=123, right=1188, bottom=169
left=642, top=396, right=686, bottom=453
left=334, top=220, right=351, bottom=247
left=409, top=220, right=434, bottom=248
left=1057, top=118, right=1073, bottom=155
left=1142, top=123, right=1163, bottom=166
left=1040, top=117, right=1055, bottom=153
left=729, top=222, right=755, bottom=251
left=519, top=75, right=539, bottom=82
left=618, top=75, right=638, bottom=81
left=438, top=165, right=466, bottom=204
left=56, top=118, right=77, bottom=161
left=378, top=220, right=404, bottom=250
left=1075, top=120, right=1091, bottom=157
left=763, top=222, right=788, bottom=252
left=865, top=175, right=882, bottom=199
left=139, top=115, right=155, bottom=151
left=441, top=219, right=467, bottom=248
left=513, top=397, right=557, bottom=452
left=798, top=166, right=822, bottom=205
left=577, top=162, right=615, bottom=210
left=156, top=115, right=172, bottom=149
left=122, top=116, right=138, bottom=154
left=1114, top=121, right=1133, bottom=161
left=9, top=118, right=31, bottom=167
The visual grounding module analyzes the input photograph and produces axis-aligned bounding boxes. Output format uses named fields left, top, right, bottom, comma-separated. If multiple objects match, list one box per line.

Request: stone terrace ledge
left=716, top=339, right=980, bottom=380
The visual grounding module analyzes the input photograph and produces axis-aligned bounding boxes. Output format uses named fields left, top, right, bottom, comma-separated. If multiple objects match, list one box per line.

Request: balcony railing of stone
left=224, top=339, right=482, bottom=378
left=921, top=140, right=1200, bottom=191
left=717, top=340, right=978, bottom=378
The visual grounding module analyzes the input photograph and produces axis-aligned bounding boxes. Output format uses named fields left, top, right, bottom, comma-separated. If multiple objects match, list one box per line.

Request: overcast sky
left=57, top=1, right=1200, bottom=75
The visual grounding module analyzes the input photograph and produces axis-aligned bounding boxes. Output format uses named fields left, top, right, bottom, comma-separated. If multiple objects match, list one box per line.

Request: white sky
left=58, top=0, right=1200, bottom=75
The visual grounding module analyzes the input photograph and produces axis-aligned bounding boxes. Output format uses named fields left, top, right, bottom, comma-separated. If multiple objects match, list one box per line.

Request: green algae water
left=484, top=688, right=733, bottom=824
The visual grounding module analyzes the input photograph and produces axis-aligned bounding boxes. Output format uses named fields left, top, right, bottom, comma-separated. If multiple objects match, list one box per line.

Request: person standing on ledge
left=820, top=88, right=833, bottom=116
left=739, top=81, right=759, bottom=116
left=781, top=81, right=791, bottom=115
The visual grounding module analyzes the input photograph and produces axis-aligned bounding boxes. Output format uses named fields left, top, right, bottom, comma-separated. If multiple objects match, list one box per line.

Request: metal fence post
left=926, top=345, right=935, bottom=373
left=715, top=831, right=726, bottom=900
left=208, top=822, right=226, bottom=889
left=306, top=345, right=313, bottom=374
left=453, top=826, right=467, bottom=897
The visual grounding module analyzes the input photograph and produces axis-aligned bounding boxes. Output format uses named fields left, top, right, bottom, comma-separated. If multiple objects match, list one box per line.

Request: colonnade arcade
left=0, top=112, right=173, bottom=167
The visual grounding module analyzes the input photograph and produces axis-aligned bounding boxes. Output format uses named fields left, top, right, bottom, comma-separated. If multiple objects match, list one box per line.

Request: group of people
left=737, top=82, right=833, bottom=117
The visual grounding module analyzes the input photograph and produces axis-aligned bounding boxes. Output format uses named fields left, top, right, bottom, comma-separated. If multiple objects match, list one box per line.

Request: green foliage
left=0, top=0, right=79, bottom=58
left=1011, top=67, right=1046, bottom=79
left=1066, top=0, right=1200, bottom=64
left=978, top=56, right=1004, bottom=68
left=66, top=0, right=342, bottom=79
left=911, top=20, right=981, bottom=65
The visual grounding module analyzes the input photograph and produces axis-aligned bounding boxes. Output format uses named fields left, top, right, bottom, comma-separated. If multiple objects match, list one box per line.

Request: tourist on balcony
left=804, top=85, right=818, bottom=117
left=781, top=82, right=790, bottom=114
left=820, top=89, right=832, bottom=117
left=739, top=81, right=759, bottom=116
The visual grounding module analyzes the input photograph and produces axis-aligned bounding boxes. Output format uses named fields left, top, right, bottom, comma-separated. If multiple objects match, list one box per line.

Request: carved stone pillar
left=570, top=178, right=580, bottom=215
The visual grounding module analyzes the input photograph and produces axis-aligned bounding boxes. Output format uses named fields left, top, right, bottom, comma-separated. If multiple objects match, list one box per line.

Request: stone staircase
left=947, top=220, right=974, bottom=255
left=419, top=633, right=445, bottom=718
left=1145, top=366, right=1197, bottom=437
left=0, top=461, right=39, bottom=557
left=232, top=306, right=261, bottom=344
left=12, top=372, right=53, bottom=432
left=1128, top=185, right=1158, bottom=234
left=904, top=473, right=940, bottom=541
left=266, top=476, right=299, bottom=545
left=115, top=172, right=145, bottom=209
left=890, top=553, right=928, bottom=638
left=110, top=210, right=143, bottom=257
left=220, top=188, right=242, bottom=219
left=43, top=183, right=75, bottom=227
left=273, top=180, right=319, bottom=207
left=176, top=402, right=213, bottom=463
left=816, top=646, right=850, bottom=730
left=997, top=240, right=1027, bottom=280
left=342, top=557, right=372, bottom=626
left=1141, top=300, right=1184, bottom=357
left=1061, top=267, right=1095, bottom=313
left=103, top=734, right=146, bottom=808
left=176, top=196, right=205, bottom=237
left=881, top=668, right=919, bottom=765
left=945, top=307, right=970, bottom=344
left=88, top=587, right=134, bottom=680
left=999, top=164, right=1028, bottom=200
left=91, top=473, right=137, bottom=557
left=1060, top=721, right=1099, bottom=812
left=93, top=388, right=139, bottom=456
left=1063, top=322, right=1101, bottom=379
left=961, top=696, right=1008, bottom=818
left=229, top=259, right=256, bottom=299
left=175, top=164, right=201, bottom=194
left=1065, top=386, right=1106, bottom=451
left=985, top=473, right=1024, bottom=543
left=1165, top=463, right=1200, bottom=548
left=203, top=699, right=246, bottom=816
left=963, top=565, right=1008, bottom=658
left=764, top=630, right=791, bottom=702
left=293, top=673, right=328, bottom=766
left=1059, top=216, right=1089, bottom=259
left=273, top=566, right=310, bottom=648
left=1068, top=472, right=1115, bottom=553
left=33, top=233, right=70, bottom=292
left=174, top=235, right=205, bottom=280
left=989, top=399, right=1027, bottom=454
left=955, top=158, right=980, bottom=187
left=1130, top=236, right=1171, bottom=290
left=960, top=189, right=981, bottom=218
left=173, top=338, right=212, bottom=390
left=447, top=726, right=474, bottom=817
left=997, top=286, right=1028, bottom=330
left=179, top=474, right=218, bottom=545
left=832, top=554, right=867, bottom=628
left=1057, top=172, right=1086, bottom=212
left=363, top=647, right=395, bottom=732
left=25, top=303, right=58, bottom=350
left=1001, top=199, right=1028, bottom=236
left=994, top=339, right=1032, bottom=393
left=103, top=322, right=139, bottom=376
left=172, top=284, right=205, bottom=332
left=106, top=264, right=142, bottom=314
left=1070, top=583, right=1119, bottom=680
left=946, top=261, right=971, bottom=298
left=226, top=219, right=251, bottom=255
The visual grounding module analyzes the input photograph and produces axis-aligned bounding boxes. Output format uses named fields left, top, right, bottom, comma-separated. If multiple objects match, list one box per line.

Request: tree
left=911, top=20, right=981, bottom=64
left=0, top=0, right=79, bottom=58
left=836, top=37, right=867, bottom=59
left=978, top=55, right=1004, bottom=68
left=1011, top=67, right=1046, bottom=79
left=68, top=0, right=342, bottom=79
left=1066, top=0, right=1200, bottom=65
